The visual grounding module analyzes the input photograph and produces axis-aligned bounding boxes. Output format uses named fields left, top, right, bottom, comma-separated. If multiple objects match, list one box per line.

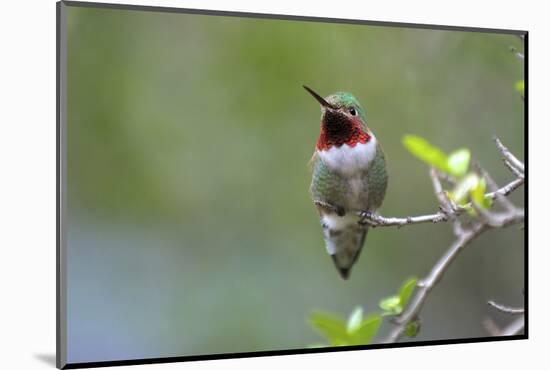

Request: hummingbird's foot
left=314, top=200, right=346, bottom=216
left=358, top=210, right=381, bottom=227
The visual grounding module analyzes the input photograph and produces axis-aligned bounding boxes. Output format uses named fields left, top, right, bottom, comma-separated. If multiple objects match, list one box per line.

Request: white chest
left=317, top=137, right=377, bottom=176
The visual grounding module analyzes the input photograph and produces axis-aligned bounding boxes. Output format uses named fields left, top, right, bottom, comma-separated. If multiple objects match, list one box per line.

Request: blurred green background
left=65, top=5, right=524, bottom=363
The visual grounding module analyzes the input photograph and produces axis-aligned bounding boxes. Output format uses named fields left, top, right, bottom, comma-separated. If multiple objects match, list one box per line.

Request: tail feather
left=321, top=213, right=368, bottom=280
left=331, top=256, right=351, bottom=280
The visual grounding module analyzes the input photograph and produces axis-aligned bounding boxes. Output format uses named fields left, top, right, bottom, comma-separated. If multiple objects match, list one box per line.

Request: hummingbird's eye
left=349, top=107, right=357, bottom=116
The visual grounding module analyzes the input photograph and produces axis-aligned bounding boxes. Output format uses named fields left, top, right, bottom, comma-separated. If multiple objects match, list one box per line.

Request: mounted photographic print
left=57, top=1, right=527, bottom=368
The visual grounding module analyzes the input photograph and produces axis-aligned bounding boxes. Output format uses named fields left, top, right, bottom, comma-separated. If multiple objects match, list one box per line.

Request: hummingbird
left=304, top=85, right=388, bottom=280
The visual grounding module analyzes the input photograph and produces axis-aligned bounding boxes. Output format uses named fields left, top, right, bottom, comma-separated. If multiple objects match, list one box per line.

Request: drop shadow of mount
left=34, top=353, right=56, bottom=367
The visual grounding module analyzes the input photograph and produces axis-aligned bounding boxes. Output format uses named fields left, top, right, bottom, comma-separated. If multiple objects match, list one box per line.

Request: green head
left=325, top=91, right=368, bottom=126
left=303, top=86, right=371, bottom=150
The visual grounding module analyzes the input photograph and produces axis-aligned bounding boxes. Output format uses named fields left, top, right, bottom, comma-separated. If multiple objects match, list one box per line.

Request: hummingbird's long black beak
left=303, top=85, right=335, bottom=109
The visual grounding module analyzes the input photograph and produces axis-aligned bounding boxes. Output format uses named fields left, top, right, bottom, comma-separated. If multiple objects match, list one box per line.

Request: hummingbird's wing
left=307, top=150, right=318, bottom=169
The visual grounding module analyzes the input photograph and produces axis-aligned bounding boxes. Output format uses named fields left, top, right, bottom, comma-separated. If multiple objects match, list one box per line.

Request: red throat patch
left=316, top=116, right=370, bottom=151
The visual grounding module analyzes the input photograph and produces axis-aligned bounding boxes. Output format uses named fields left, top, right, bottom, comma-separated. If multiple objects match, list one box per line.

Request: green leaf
left=347, top=306, right=363, bottom=334
left=402, top=135, right=449, bottom=173
left=379, top=296, right=402, bottom=315
left=308, top=311, right=348, bottom=345
left=348, top=314, right=382, bottom=345
left=398, top=277, right=417, bottom=308
left=380, top=277, right=417, bottom=316
left=405, top=319, right=421, bottom=338
left=471, top=178, right=492, bottom=209
left=447, top=149, right=471, bottom=178
left=450, top=173, right=479, bottom=205
left=515, top=80, right=524, bottom=95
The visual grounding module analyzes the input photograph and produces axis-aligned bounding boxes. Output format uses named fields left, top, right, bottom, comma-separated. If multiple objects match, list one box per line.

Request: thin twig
left=494, top=137, right=524, bottom=174
left=488, top=300, right=525, bottom=315
left=358, top=211, right=447, bottom=227
left=509, top=46, right=524, bottom=60
left=471, top=201, right=500, bottom=227
left=430, top=168, right=463, bottom=236
left=430, top=168, right=454, bottom=213
left=436, top=171, right=457, bottom=186
left=485, top=177, right=524, bottom=199
left=471, top=200, right=524, bottom=228
left=503, top=159, right=524, bottom=179
left=474, top=161, right=516, bottom=212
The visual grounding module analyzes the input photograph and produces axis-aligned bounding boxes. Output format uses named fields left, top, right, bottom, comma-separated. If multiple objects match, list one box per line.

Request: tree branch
left=494, top=137, right=524, bottom=174
left=384, top=222, right=486, bottom=342
left=378, top=139, right=525, bottom=343
left=384, top=208, right=524, bottom=342
left=358, top=176, right=524, bottom=229
left=377, top=42, right=525, bottom=344
left=475, top=161, right=517, bottom=212
left=486, top=177, right=524, bottom=199
left=358, top=211, right=447, bottom=227
left=503, top=159, right=524, bottom=179
left=488, top=300, right=525, bottom=315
